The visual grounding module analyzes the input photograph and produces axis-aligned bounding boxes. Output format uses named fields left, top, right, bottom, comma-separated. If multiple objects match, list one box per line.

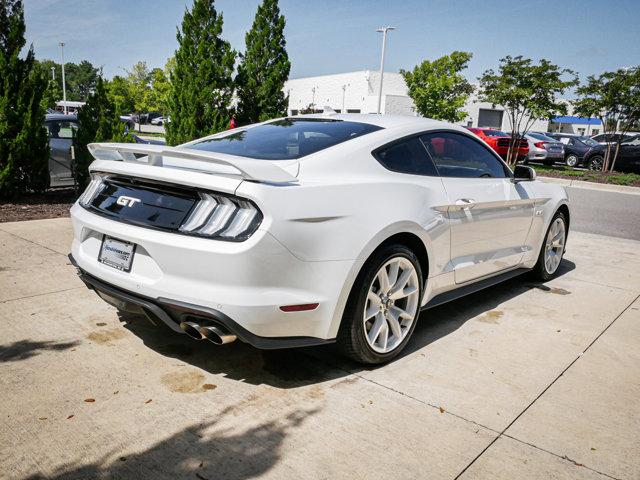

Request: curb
left=539, top=175, right=640, bottom=196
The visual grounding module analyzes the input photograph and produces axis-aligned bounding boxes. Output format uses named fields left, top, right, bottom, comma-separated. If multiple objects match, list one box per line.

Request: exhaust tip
left=199, top=325, right=237, bottom=345
left=180, top=321, right=204, bottom=340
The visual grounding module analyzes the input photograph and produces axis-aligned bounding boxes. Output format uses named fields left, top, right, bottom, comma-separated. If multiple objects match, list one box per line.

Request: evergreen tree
left=236, top=0, right=290, bottom=124
left=73, top=77, right=117, bottom=188
left=0, top=0, right=49, bottom=197
left=166, top=0, right=236, bottom=145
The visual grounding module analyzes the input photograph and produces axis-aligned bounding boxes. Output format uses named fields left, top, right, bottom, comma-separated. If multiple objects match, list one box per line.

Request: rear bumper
left=70, top=203, right=352, bottom=342
left=70, top=255, right=334, bottom=349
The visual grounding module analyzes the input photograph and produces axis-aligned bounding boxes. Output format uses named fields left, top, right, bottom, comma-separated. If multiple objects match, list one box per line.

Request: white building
left=284, top=70, right=417, bottom=116
left=284, top=71, right=602, bottom=136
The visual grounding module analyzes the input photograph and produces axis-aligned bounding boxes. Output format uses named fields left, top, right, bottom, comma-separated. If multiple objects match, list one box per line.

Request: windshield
left=481, top=130, right=509, bottom=137
left=528, top=132, right=557, bottom=142
left=189, top=118, right=382, bottom=160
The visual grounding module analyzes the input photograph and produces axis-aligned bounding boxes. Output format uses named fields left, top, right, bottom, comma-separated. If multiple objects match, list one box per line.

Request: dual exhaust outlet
left=179, top=320, right=237, bottom=345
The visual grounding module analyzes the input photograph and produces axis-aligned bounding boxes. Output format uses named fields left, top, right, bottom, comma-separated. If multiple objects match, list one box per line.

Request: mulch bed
left=0, top=188, right=77, bottom=223
left=536, top=168, right=640, bottom=187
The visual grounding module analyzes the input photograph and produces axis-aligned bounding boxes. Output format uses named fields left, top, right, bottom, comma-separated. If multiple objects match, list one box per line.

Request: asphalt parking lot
left=1, top=217, right=639, bottom=479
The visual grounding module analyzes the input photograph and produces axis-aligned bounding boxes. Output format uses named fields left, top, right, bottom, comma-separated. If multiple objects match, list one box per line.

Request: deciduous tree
left=166, top=0, right=236, bottom=145
left=401, top=51, right=474, bottom=123
left=574, top=67, right=640, bottom=171
left=236, top=0, right=290, bottom=124
left=478, top=56, right=578, bottom=165
left=0, top=0, right=49, bottom=197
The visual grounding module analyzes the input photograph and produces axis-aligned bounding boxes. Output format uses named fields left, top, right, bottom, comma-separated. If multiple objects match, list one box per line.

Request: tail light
left=78, top=174, right=105, bottom=206
left=179, top=192, right=262, bottom=241
left=534, top=141, right=546, bottom=148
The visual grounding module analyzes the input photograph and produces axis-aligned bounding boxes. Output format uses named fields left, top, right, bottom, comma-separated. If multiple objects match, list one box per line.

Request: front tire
left=532, top=211, right=567, bottom=281
left=587, top=155, right=604, bottom=171
left=338, top=244, right=423, bottom=364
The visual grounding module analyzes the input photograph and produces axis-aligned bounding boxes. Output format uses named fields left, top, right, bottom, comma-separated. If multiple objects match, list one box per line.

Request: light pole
left=59, top=42, right=67, bottom=114
left=376, top=26, right=395, bottom=114
left=341, top=84, right=349, bottom=113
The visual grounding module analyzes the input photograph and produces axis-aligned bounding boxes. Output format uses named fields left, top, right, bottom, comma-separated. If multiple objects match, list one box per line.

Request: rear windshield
left=528, top=132, right=557, bottom=142
left=189, top=118, right=382, bottom=160
left=482, top=130, right=509, bottom=137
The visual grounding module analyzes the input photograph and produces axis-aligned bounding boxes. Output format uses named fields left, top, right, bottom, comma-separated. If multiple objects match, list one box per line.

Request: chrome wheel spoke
left=368, top=313, right=385, bottom=345
left=390, top=284, right=418, bottom=301
left=386, top=310, right=402, bottom=340
left=377, top=268, right=390, bottom=293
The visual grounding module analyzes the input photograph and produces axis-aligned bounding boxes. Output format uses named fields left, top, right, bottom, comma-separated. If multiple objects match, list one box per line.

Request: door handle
left=455, top=198, right=476, bottom=209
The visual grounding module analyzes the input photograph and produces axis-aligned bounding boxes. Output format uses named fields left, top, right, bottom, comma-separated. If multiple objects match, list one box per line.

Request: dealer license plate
left=98, top=236, right=136, bottom=272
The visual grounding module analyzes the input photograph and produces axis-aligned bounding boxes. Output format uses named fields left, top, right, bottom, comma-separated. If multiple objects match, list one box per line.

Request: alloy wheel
left=565, top=155, right=578, bottom=167
left=588, top=156, right=604, bottom=171
left=363, top=257, right=420, bottom=353
left=544, top=217, right=566, bottom=275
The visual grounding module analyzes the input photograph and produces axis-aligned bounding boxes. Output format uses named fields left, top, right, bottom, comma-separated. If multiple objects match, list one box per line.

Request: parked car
left=44, top=114, right=163, bottom=188
left=137, top=112, right=163, bottom=125
left=583, top=134, right=640, bottom=172
left=45, top=113, right=78, bottom=187
left=119, top=115, right=135, bottom=130
left=523, top=132, right=564, bottom=166
left=466, top=127, right=529, bottom=161
left=591, top=132, right=640, bottom=145
left=130, top=134, right=166, bottom=146
left=544, top=133, right=599, bottom=167
left=70, top=114, right=570, bottom=364
left=151, top=116, right=169, bottom=126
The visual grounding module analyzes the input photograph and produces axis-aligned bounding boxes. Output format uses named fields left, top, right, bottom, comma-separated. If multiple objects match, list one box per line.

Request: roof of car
left=291, top=113, right=455, bottom=130
left=45, top=113, right=78, bottom=121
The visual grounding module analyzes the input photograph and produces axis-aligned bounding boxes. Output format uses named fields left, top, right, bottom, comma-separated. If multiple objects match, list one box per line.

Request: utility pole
left=376, top=26, right=395, bottom=114
left=51, top=66, right=55, bottom=80
left=59, top=42, right=67, bottom=114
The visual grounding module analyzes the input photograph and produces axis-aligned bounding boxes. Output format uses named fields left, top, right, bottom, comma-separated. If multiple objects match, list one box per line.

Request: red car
left=467, top=127, right=529, bottom=161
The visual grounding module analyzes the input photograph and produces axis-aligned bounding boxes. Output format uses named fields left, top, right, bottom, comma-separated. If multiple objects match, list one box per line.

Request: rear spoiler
left=87, top=142, right=298, bottom=183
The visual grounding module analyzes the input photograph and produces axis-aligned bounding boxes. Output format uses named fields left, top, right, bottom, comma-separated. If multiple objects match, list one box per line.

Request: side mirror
left=513, top=165, right=536, bottom=182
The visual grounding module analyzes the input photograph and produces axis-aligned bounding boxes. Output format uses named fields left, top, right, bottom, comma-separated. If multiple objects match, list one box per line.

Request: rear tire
left=565, top=154, right=578, bottom=168
left=532, top=211, right=567, bottom=282
left=337, top=244, right=423, bottom=364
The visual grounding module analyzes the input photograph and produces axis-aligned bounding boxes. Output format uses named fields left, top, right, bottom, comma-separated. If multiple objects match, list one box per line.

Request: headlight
left=179, top=192, right=262, bottom=241
left=78, top=175, right=104, bottom=206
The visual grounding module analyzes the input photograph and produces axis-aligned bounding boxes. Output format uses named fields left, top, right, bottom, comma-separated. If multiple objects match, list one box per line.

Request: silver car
left=524, top=132, right=565, bottom=165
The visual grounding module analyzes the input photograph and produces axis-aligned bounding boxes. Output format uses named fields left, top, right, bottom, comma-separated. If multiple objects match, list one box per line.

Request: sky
left=24, top=0, right=640, bottom=82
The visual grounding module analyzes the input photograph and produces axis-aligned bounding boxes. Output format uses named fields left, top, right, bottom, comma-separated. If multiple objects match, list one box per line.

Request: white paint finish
left=70, top=114, right=569, bottom=342
left=441, top=177, right=535, bottom=283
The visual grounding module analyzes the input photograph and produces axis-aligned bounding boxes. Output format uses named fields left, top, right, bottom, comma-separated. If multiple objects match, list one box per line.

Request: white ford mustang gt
left=69, top=114, right=569, bottom=364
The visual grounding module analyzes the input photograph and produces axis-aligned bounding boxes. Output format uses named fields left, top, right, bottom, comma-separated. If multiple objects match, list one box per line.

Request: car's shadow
left=121, top=260, right=575, bottom=389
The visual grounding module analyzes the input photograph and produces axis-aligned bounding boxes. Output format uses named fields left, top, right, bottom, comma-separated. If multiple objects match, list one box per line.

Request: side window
left=420, top=132, right=508, bottom=178
left=558, top=137, right=570, bottom=145
left=374, top=137, right=438, bottom=176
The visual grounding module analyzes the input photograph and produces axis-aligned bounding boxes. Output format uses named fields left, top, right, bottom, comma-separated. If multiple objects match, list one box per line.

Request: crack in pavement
left=0, top=286, right=85, bottom=305
left=0, top=226, right=69, bottom=257
left=452, top=292, right=640, bottom=480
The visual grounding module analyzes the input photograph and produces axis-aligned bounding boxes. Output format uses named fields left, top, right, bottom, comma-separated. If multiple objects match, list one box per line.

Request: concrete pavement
left=1, top=218, right=639, bottom=479
left=566, top=187, right=640, bottom=241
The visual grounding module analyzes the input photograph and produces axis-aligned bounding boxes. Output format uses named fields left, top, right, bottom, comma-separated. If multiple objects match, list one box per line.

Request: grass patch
left=532, top=164, right=640, bottom=187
